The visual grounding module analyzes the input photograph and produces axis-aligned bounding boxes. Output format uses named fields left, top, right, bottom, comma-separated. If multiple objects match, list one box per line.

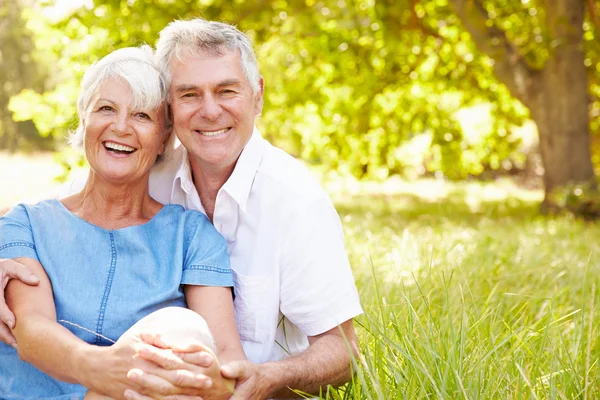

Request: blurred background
left=1, top=0, right=599, bottom=214
left=2, top=2, right=600, bottom=397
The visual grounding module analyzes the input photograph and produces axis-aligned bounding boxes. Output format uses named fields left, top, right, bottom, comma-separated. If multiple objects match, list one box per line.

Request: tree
left=10, top=0, right=600, bottom=212
left=0, top=0, right=50, bottom=151
left=449, top=0, right=595, bottom=205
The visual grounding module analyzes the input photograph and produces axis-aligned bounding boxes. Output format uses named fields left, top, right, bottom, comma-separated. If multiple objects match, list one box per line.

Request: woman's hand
left=79, top=335, right=151, bottom=398
left=123, top=334, right=234, bottom=400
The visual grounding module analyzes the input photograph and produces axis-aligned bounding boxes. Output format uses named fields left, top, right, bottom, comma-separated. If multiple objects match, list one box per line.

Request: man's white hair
left=155, top=19, right=261, bottom=93
left=70, top=45, right=174, bottom=162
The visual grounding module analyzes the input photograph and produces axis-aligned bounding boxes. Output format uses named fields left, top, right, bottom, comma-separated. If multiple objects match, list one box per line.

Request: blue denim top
left=0, top=199, right=232, bottom=399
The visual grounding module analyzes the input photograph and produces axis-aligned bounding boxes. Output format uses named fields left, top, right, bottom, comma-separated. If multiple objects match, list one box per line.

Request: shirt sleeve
left=280, top=198, right=363, bottom=337
left=181, top=212, right=233, bottom=287
left=0, top=204, right=39, bottom=261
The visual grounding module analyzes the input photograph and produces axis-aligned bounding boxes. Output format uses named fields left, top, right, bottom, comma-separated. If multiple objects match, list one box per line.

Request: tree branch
left=588, top=0, right=600, bottom=31
left=448, top=0, right=537, bottom=107
left=407, top=0, right=443, bottom=39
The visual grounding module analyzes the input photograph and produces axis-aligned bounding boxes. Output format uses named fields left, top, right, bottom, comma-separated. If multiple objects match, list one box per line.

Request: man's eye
left=221, top=90, right=235, bottom=94
left=182, top=93, right=197, bottom=98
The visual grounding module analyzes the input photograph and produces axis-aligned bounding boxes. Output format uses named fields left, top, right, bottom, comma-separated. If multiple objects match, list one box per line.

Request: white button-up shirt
left=62, top=130, right=363, bottom=364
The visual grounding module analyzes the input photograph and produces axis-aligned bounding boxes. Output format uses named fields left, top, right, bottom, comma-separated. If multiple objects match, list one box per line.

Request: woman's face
left=83, top=78, right=168, bottom=185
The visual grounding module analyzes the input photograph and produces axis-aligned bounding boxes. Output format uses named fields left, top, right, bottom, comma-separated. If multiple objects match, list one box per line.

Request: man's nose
left=199, top=95, right=222, bottom=121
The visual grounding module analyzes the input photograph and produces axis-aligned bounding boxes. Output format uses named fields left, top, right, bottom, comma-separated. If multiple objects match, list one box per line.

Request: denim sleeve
left=181, top=212, right=233, bottom=287
left=0, top=204, right=39, bottom=261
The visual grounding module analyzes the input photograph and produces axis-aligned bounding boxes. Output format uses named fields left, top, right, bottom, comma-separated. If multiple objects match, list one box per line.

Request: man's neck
left=189, top=157, right=236, bottom=222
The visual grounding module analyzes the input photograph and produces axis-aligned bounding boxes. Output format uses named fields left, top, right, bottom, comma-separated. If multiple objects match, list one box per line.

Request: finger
left=0, top=320, right=16, bottom=347
left=173, top=351, right=214, bottom=368
left=220, top=361, right=248, bottom=380
left=125, top=391, right=204, bottom=400
left=139, top=333, right=212, bottom=355
left=1, top=260, right=40, bottom=286
left=136, top=345, right=186, bottom=370
left=137, top=345, right=214, bottom=370
left=0, top=295, right=15, bottom=330
left=128, top=368, right=211, bottom=393
left=138, top=333, right=172, bottom=349
left=168, top=341, right=213, bottom=354
left=123, top=389, right=154, bottom=400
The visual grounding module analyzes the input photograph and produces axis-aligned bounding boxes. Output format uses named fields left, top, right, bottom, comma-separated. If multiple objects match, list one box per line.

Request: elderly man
left=0, top=18, right=362, bottom=400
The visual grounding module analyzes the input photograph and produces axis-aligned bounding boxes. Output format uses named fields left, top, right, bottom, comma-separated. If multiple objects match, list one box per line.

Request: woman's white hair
left=155, top=19, right=260, bottom=93
left=69, top=45, right=174, bottom=163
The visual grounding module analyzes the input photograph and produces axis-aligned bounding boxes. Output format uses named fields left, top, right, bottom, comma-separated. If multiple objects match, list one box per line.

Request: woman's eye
left=137, top=112, right=151, bottom=119
left=99, top=105, right=114, bottom=112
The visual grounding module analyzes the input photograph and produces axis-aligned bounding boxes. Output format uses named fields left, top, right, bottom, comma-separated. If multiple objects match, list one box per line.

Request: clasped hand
left=123, top=333, right=235, bottom=400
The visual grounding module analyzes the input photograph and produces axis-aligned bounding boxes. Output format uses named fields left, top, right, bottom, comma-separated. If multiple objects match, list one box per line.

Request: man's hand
left=123, top=334, right=233, bottom=400
left=221, top=360, right=272, bottom=400
left=0, top=258, right=39, bottom=346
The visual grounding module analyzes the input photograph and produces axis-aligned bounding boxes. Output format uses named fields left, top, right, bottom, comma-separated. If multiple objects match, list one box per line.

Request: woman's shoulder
left=160, top=204, right=208, bottom=222
left=154, top=204, right=213, bottom=231
left=4, top=199, right=64, bottom=220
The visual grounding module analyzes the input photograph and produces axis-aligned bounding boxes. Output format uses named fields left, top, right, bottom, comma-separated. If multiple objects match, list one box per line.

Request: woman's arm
left=7, top=257, right=90, bottom=383
left=184, top=285, right=246, bottom=366
left=7, top=257, right=144, bottom=398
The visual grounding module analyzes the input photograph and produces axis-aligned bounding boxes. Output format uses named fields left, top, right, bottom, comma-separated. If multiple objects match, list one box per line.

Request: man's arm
left=222, top=319, right=359, bottom=399
left=0, top=258, right=40, bottom=346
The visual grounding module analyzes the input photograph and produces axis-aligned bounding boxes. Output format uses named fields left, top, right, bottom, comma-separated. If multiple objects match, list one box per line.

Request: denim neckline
left=50, top=198, right=177, bottom=232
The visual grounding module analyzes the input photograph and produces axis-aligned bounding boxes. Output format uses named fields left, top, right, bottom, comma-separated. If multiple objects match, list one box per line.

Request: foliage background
left=1, top=2, right=599, bottom=398
left=3, top=0, right=599, bottom=184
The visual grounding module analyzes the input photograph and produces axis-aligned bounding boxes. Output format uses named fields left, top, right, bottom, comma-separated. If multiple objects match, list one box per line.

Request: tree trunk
left=530, top=0, right=595, bottom=200
left=449, top=0, right=595, bottom=205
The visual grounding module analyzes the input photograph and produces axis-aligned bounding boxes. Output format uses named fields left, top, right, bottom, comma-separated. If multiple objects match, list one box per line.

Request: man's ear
left=255, top=76, right=265, bottom=116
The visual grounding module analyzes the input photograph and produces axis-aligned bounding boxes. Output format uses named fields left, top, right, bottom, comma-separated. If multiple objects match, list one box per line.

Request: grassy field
left=329, top=179, right=600, bottom=399
left=1, top=153, right=598, bottom=399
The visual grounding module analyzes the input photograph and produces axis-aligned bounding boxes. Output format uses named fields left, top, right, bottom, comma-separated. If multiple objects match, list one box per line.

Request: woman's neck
left=62, top=171, right=161, bottom=230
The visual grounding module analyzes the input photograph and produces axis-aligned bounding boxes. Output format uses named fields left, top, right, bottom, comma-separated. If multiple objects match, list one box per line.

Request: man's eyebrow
left=174, top=84, right=198, bottom=92
left=217, top=79, right=242, bottom=87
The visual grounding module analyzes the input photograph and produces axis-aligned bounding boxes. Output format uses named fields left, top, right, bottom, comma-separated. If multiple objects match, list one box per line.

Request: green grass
left=2, top=153, right=598, bottom=399
left=328, top=178, right=600, bottom=399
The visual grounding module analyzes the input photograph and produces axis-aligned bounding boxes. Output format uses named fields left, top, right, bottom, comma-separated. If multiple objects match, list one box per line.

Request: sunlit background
left=1, top=2, right=599, bottom=397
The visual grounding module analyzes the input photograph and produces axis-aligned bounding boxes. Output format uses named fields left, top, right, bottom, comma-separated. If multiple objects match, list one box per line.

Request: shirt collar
left=171, top=128, right=266, bottom=213
left=221, top=127, right=266, bottom=212
left=171, top=145, right=195, bottom=195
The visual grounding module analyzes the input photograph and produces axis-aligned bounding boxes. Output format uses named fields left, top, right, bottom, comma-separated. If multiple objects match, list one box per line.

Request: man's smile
left=195, top=127, right=231, bottom=137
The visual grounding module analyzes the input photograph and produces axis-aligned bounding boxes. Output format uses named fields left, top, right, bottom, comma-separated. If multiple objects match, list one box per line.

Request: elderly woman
left=0, top=46, right=244, bottom=399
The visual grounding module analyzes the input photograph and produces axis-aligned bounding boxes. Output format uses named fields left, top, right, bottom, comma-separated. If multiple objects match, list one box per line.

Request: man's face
left=168, top=48, right=264, bottom=171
